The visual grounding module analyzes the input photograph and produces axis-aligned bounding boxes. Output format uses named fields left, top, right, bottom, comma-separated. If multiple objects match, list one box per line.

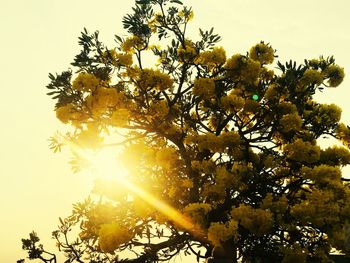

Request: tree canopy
left=21, top=0, right=350, bottom=262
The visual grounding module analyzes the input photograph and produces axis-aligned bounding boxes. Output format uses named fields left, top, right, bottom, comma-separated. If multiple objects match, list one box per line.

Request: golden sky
left=0, top=0, right=350, bottom=262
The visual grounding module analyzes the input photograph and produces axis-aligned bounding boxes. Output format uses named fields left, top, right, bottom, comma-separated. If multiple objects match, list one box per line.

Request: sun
left=71, top=143, right=204, bottom=237
left=85, top=147, right=129, bottom=181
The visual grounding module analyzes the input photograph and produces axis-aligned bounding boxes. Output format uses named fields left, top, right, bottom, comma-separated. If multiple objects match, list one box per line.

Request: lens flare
left=71, top=144, right=204, bottom=238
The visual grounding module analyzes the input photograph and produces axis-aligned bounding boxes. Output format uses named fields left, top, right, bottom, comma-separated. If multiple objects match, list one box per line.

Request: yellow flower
left=168, top=186, right=177, bottom=199
left=86, top=88, right=126, bottom=117
left=264, top=84, right=281, bottom=101
left=193, top=78, right=216, bottom=99
left=55, top=103, right=75, bottom=124
left=320, top=146, right=350, bottom=166
left=183, top=203, right=212, bottom=227
left=178, top=9, right=194, bottom=21
left=323, top=64, right=345, bottom=87
left=110, top=108, right=130, bottom=126
left=148, top=100, right=169, bottom=121
left=231, top=204, right=273, bottom=236
left=147, top=15, right=160, bottom=33
left=225, top=54, right=242, bottom=80
left=261, top=193, right=288, bottom=214
left=290, top=188, right=340, bottom=227
left=97, top=88, right=122, bottom=107
left=72, top=72, right=100, bottom=92
left=221, top=91, right=245, bottom=112
left=262, top=155, right=275, bottom=168
left=278, top=101, right=297, bottom=115
left=283, top=139, right=320, bottom=163
left=336, top=123, right=350, bottom=147
left=55, top=103, right=89, bottom=124
left=187, top=11, right=194, bottom=21
left=187, top=132, right=241, bottom=154
left=195, top=47, right=226, bottom=68
left=301, top=164, right=341, bottom=185
left=220, top=131, right=241, bottom=147
left=121, top=35, right=144, bottom=53
left=191, top=160, right=216, bottom=173
left=99, top=222, right=132, bottom=253
left=87, top=203, right=118, bottom=226
left=310, top=103, right=342, bottom=127
left=225, top=54, right=261, bottom=83
left=327, top=224, right=350, bottom=251
left=101, top=49, right=132, bottom=67
left=308, top=58, right=321, bottom=68
left=196, top=133, right=220, bottom=152
left=300, top=68, right=323, bottom=86
left=207, top=220, right=238, bottom=246
left=244, top=99, right=260, bottom=113
left=279, top=113, right=302, bottom=133
left=115, top=53, right=133, bottom=67
left=181, top=178, right=194, bottom=189
left=260, top=67, right=274, bottom=81
left=249, top=42, right=275, bottom=65
left=177, top=39, right=197, bottom=62
left=155, top=147, right=179, bottom=170
left=203, top=165, right=244, bottom=202
left=242, top=59, right=261, bottom=83
left=138, top=68, right=173, bottom=91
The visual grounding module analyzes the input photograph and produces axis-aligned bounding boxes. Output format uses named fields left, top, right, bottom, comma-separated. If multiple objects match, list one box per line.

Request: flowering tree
left=21, top=0, right=350, bottom=262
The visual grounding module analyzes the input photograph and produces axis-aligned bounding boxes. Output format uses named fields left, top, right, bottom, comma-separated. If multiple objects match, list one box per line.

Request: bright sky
left=1, top=0, right=350, bottom=262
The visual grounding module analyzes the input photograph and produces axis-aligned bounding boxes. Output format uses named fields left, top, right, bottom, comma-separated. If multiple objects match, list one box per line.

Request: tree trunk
left=205, top=242, right=237, bottom=263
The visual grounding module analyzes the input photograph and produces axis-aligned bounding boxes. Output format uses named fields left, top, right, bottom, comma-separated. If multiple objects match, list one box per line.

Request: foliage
left=22, top=0, right=349, bottom=262
left=20, top=232, right=56, bottom=262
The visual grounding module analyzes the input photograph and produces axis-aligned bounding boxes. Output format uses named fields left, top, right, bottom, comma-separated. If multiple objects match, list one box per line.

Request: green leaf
left=114, top=34, right=123, bottom=43
left=170, top=0, right=183, bottom=5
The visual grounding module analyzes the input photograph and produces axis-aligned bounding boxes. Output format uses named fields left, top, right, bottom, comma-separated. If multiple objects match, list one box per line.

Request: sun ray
left=69, top=143, right=205, bottom=239
left=119, top=177, right=203, bottom=237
